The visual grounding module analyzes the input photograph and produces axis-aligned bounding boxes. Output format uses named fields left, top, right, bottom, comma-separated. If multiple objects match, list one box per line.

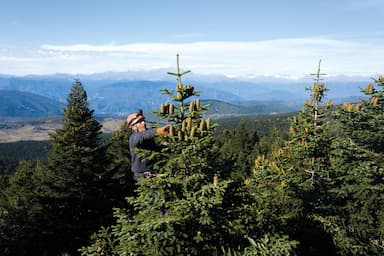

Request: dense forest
left=0, top=141, right=51, bottom=174
left=0, top=115, right=289, bottom=176
left=0, top=58, right=383, bottom=255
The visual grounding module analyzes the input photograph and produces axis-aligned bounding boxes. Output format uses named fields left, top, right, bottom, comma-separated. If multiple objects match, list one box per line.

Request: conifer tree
left=219, top=153, right=300, bottom=255
left=0, top=161, right=44, bottom=255
left=284, top=61, right=332, bottom=189
left=276, top=61, right=336, bottom=254
left=32, top=80, right=111, bottom=254
left=327, top=75, right=384, bottom=255
left=81, top=55, right=235, bottom=255
left=103, top=121, right=135, bottom=208
left=118, top=55, right=230, bottom=255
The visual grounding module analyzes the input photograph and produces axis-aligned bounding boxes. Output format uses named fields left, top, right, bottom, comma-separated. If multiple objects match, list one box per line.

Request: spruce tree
left=118, top=55, right=230, bottom=255
left=219, top=153, right=300, bottom=255
left=328, top=75, right=384, bottom=255
left=81, top=55, right=233, bottom=255
left=0, top=161, right=45, bottom=255
left=277, top=61, right=336, bottom=255
left=33, top=80, right=111, bottom=254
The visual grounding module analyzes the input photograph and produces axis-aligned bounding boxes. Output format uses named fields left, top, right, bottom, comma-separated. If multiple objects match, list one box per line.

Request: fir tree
left=277, top=61, right=336, bottom=255
left=0, top=161, right=45, bottom=255
left=81, top=55, right=233, bottom=255
left=32, top=80, right=111, bottom=255
left=327, top=75, right=384, bottom=255
left=219, top=153, right=301, bottom=255
left=117, top=55, right=229, bottom=255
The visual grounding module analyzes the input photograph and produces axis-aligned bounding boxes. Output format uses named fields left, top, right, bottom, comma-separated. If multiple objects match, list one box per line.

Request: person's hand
left=156, top=125, right=171, bottom=136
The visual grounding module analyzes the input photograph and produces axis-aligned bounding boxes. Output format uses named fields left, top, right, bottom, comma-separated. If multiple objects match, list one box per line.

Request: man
left=127, top=109, right=170, bottom=180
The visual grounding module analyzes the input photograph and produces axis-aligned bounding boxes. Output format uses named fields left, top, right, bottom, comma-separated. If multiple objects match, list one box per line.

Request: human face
left=135, top=120, right=147, bottom=132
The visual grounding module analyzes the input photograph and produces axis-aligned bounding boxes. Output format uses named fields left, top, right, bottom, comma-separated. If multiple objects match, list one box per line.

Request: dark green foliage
left=1, top=80, right=127, bottom=255
left=268, top=62, right=339, bottom=255
left=325, top=76, right=384, bottom=255
left=0, top=80, right=134, bottom=255
left=77, top=122, right=134, bottom=256
left=79, top=226, right=119, bottom=256
left=103, top=121, right=135, bottom=208
left=30, top=80, right=112, bottom=254
left=222, top=235, right=298, bottom=256
left=219, top=154, right=300, bottom=255
left=279, top=63, right=333, bottom=208
left=94, top=55, right=233, bottom=255
left=338, top=76, right=384, bottom=153
left=215, top=121, right=259, bottom=180
left=0, top=160, right=45, bottom=255
left=0, top=140, right=50, bottom=174
left=81, top=56, right=304, bottom=256
left=215, top=112, right=292, bottom=138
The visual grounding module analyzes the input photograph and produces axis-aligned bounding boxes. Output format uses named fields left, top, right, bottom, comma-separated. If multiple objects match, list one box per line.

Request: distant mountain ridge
left=0, top=71, right=371, bottom=117
left=0, top=90, right=65, bottom=119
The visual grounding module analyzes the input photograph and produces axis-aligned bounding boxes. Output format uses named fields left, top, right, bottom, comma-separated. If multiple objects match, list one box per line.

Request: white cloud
left=0, top=37, right=383, bottom=77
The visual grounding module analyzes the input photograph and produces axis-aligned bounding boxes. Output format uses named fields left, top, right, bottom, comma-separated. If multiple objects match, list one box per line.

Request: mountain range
left=0, top=90, right=65, bottom=119
left=0, top=71, right=372, bottom=118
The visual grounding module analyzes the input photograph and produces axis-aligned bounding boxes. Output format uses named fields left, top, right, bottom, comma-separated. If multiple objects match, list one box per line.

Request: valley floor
left=0, top=117, right=125, bottom=143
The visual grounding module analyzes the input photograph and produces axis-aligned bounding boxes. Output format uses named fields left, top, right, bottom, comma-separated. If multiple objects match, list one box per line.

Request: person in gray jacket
left=127, top=109, right=170, bottom=180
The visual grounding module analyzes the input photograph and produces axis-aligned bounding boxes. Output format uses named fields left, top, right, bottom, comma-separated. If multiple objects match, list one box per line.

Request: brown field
left=0, top=117, right=125, bottom=143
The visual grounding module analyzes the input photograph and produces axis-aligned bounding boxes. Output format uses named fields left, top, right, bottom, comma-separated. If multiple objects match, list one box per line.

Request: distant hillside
left=142, top=99, right=301, bottom=124
left=0, top=76, right=73, bottom=102
left=0, top=73, right=368, bottom=117
left=204, top=99, right=301, bottom=118
left=0, top=90, right=65, bottom=118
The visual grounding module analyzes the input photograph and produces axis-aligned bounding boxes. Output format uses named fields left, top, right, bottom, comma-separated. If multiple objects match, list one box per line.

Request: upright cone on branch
left=190, top=126, right=196, bottom=138
left=164, top=103, right=169, bottom=114
left=176, top=92, right=182, bottom=101
left=371, top=96, right=379, bottom=106
left=195, top=99, right=201, bottom=110
left=169, top=103, right=174, bottom=115
left=176, top=83, right=182, bottom=92
left=366, top=83, right=374, bottom=94
left=189, top=101, right=195, bottom=112
left=343, top=102, right=354, bottom=112
left=169, top=126, right=175, bottom=137
left=289, top=126, right=295, bottom=135
left=181, top=119, right=186, bottom=132
left=206, top=118, right=211, bottom=130
left=186, top=117, right=192, bottom=130
left=199, top=119, right=206, bottom=132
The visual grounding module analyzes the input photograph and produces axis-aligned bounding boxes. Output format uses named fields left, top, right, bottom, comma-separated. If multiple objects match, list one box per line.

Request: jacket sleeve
left=129, top=128, right=157, bottom=149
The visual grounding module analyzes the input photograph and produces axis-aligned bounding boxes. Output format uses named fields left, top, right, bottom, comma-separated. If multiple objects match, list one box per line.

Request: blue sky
left=0, top=0, right=383, bottom=78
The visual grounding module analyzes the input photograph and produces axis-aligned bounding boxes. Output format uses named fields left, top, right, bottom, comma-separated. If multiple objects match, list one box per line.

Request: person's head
left=127, top=109, right=146, bottom=132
